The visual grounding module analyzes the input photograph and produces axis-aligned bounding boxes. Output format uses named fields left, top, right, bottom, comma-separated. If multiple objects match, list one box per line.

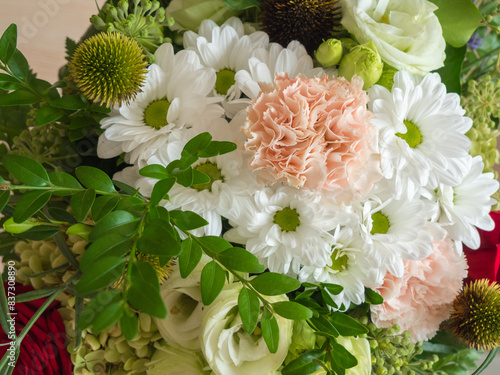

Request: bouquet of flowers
left=0, top=0, right=499, bottom=374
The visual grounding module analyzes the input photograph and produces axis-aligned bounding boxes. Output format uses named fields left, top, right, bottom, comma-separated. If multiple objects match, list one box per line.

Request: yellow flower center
left=215, top=69, right=236, bottom=95
left=330, top=248, right=349, bottom=272
left=192, top=162, right=224, bottom=192
left=370, top=212, right=390, bottom=235
left=144, top=99, right=170, bottom=129
left=274, top=207, right=300, bottom=232
left=396, top=120, right=422, bottom=148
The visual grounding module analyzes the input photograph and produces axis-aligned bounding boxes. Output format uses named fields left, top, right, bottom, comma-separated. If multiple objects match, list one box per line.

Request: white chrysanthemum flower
left=183, top=17, right=269, bottom=118
left=433, top=155, right=499, bottom=251
left=368, top=71, right=472, bottom=199
left=97, top=43, right=224, bottom=164
left=299, top=225, right=383, bottom=310
left=359, top=193, right=437, bottom=278
left=235, top=41, right=325, bottom=102
left=224, top=186, right=338, bottom=275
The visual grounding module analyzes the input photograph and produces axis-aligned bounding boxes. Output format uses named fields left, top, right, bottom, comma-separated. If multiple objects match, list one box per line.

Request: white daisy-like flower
left=235, top=41, right=326, bottom=102
left=183, top=17, right=269, bottom=118
left=298, top=224, right=383, bottom=310
left=224, top=185, right=338, bottom=275
left=368, top=71, right=472, bottom=200
left=97, top=43, right=224, bottom=164
left=432, top=155, right=499, bottom=251
left=359, top=193, right=437, bottom=278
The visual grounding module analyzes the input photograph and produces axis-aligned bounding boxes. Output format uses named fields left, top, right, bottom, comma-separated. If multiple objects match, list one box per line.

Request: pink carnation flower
left=371, top=237, right=468, bottom=342
left=243, top=74, right=380, bottom=203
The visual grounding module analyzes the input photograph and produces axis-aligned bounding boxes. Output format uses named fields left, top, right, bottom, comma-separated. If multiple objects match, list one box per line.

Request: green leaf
left=66, top=223, right=92, bottom=241
left=191, top=169, right=210, bottom=185
left=7, top=49, right=30, bottom=80
left=35, top=106, right=64, bottom=126
left=91, top=195, right=119, bottom=222
left=0, top=190, right=10, bottom=212
left=139, top=164, right=170, bottom=179
left=171, top=166, right=194, bottom=187
left=78, top=290, right=121, bottom=330
left=70, top=188, right=96, bottom=222
left=180, top=132, right=212, bottom=169
left=435, top=44, right=467, bottom=94
left=48, top=171, right=82, bottom=195
left=51, top=95, right=86, bottom=110
left=137, top=219, right=181, bottom=257
left=13, top=190, right=52, bottom=223
left=14, top=287, right=60, bottom=303
left=0, top=89, right=38, bottom=106
left=15, top=225, right=59, bottom=240
left=89, top=210, right=138, bottom=242
left=0, top=272, right=10, bottom=336
left=75, top=166, right=116, bottom=193
left=308, top=315, right=340, bottom=338
left=429, top=0, right=483, bottom=48
left=198, top=140, right=238, bottom=158
left=48, top=207, right=76, bottom=224
left=198, top=236, right=233, bottom=256
left=76, top=256, right=126, bottom=296
left=128, top=261, right=166, bottom=318
left=80, top=234, right=132, bottom=271
left=331, top=342, right=358, bottom=370
left=2, top=154, right=50, bottom=186
left=261, top=308, right=279, bottom=354
left=120, top=307, right=138, bottom=340
left=170, top=210, right=208, bottom=231
left=217, top=247, right=265, bottom=273
left=282, top=349, right=324, bottom=375
left=113, top=180, right=140, bottom=196
left=330, top=312, right=368, bottom=336
left=0, top=24, right=17, bottom=64
left=365, top=288, right=383, bottom=305
left=250, top=273, right=301, bottom=296
left=150, top=178, right=175, bottom=206
left=223, top=0, right=261, bottom=10
left=322, top=283, right=343, bottom=296
left=178, top=237, right=202, bottom=278
left=92, top=300, right=124, bottom=333
left=272, top=301, right=313, bottom=320
left=200, top=260, right=226, bottom=305
left=0, top=73, right=22, bottom=91
left=320, top=288, right=338, bottom=310
left=238, top=287, right=261, bottom=334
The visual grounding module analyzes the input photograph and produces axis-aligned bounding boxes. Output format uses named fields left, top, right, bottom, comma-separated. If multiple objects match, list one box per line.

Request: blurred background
left=0, top=1, right=499, bottom=374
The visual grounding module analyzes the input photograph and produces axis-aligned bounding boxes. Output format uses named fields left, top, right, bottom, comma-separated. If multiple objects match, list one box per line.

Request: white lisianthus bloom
left=340, top=0, right=445, bottom=75
left=183, top=17, right=269, bottom=117
left=154, top=255, right=212, bottom=350
left=97, top=43, right=224, bottom=164
left=337, top=336, right=371, bottom=375
left=200, top=282, right=293, bottom=375
left=369, top=71, right=472, bottom=200
left=147, top=341, right=210, bottom=375
left=433, top=155, right=499, bottom=251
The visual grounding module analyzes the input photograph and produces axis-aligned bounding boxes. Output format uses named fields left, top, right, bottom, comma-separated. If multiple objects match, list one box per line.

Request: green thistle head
left=69, top=32, right=148, bottom=108
left=449, top=279, right=500, bottom=350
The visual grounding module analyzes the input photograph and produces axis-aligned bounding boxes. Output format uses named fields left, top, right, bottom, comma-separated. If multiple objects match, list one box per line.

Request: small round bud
left=315, top=38, right=343, bottom=67
left=338, top=40, right=383, bottom=90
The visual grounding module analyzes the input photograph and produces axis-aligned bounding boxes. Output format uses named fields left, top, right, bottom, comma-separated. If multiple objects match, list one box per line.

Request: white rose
left=201, top=282, right=293, bottom=375
left=154, top=255, right=212, bottom=350
left=147, top=342, right=210, bottom=375
left=340, top=0, right=446, bottom=75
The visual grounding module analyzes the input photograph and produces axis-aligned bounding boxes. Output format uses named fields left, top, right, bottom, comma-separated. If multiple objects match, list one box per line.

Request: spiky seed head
left=449, top=279, right=500, bottom=350
left=259, top=0, right=342, bottom=55
left=69, top=32, right=148, bottom=108
left=136, top=253, right=175, bottom=284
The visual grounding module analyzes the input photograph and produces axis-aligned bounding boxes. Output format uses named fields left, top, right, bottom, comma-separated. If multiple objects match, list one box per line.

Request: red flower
left=0, top=283, right=72, bottom=374
left=464, top=211, right=500, bottom=284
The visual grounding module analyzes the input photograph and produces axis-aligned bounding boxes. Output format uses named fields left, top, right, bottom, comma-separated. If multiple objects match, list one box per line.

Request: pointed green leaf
left=78, top=290, right=121, bottom=330
left=66, top=223, right=92, bottom=241
left=0, top=73, right=22, bottom=91
left=178, top=237, right=202, bottom=278
left=0, top=190, right=10, bottom=212
left=320, top=288, right=338, bottom=310
left=200, top=260, right=226, bottom=305
left=180, top=132, right=212, bottom=169
left=435, top=44, right=466, bottom=94
left=282, top=349, right=324, bottom=375
left=15, top=287, right=60, bottom=303
left=92, top=300, right=124, bottom=333
left=48, top=171, right=82, bottom=195
left=7, top=49, right=29, bottom=80
left=197, top=236, right=232, bottom=256
left=120, top=307, right=138, bottom=340
left=128, top=261, right=166, bottom=318
left=261, top=308, right=279, bottom=354
left=365, top=288, right=383, bottom=305
left=137, top=219, right=181, bottom=257
left=91, top=195, right=119, bottom=222
left=322, top=283, right=343, bottom=296
left=330, top=312, right=369, bottom=336
left=308, top=315, right=340, bottom=338
left=2, top=154, right=50, bottom=186
left=170, top=210, right=208, bottom=231
left=250, top=273, right=301, bottom=296
left=15, top=225, right=59, bottom=240
left=0, top=24, right=17, bottom=64
left=272, top=301, right=313, bottom=320
left=35, top=106, right=65, bottom=126
left=70, top=188, right=96, bottom=222
left=75, top=166, right=116, bottom=193
left=150, top=178, right=175, bottom=206
left=217, top=247, right=265, bottom=273
left=223, top=0, right=260, bottom=10
left=331, top=342, right=358, bottom=370
left=139, top=164, right=170, bottom=179
left=80, top=234, right=132, bottom=271
left=13, top=190, right=52, bottom=223
left=198, top=140, right=237, bottom=158
left=238, top=287, right=260, bottom=334
left=76, top=256, right=126, bottom=296
left=47, top=207, right=77, bottom=224
left=89, top=210, right=138, bottom=241
left=51, top=95, right=86, bottom=110
left=113, top=180, right=140, bottom=196
left=0, top=89, right=38, bottom=106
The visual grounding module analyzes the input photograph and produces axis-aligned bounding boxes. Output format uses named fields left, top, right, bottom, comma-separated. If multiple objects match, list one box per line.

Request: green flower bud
left=315, top=39, right=343, bottom=67
left=167, top=0, right=241, bottom=31
left=338, top=40, right=383, bottom=90
left=340, top=38, right=358, bottom=54
left=90, top=15, right=106, bottom=29
left=376, top=64, right=398, bottom=90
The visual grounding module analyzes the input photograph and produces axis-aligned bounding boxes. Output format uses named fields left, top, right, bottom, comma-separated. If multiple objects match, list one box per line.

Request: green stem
left=472, top=348, right=500, bottom=375
left=3, top=184, right=119, bottom=197
left=463, top=46, right=500, bottom=72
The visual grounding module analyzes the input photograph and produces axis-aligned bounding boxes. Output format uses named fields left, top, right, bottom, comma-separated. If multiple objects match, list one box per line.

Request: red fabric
left=464, top=211, right=500, bottom=285
left=0, top=283, right=72, bottom=374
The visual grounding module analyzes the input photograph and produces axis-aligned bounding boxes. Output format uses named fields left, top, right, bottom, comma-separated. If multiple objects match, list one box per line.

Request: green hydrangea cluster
left=90, top=0, right=174, bottom=59
left=359, top=317, right=438, bottom=375
left=65, top=311, right=163, bottom=375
